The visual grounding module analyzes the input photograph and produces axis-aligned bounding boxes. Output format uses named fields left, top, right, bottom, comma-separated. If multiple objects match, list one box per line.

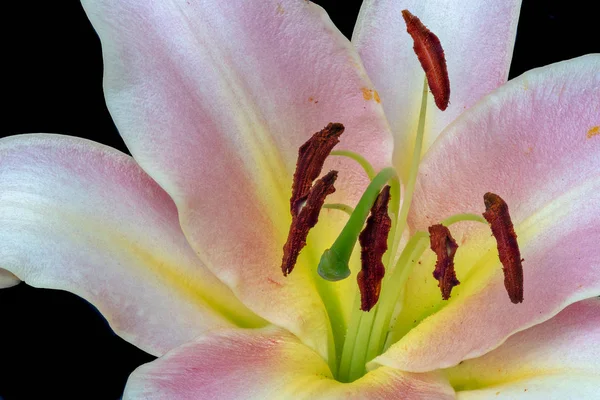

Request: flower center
left=280, top=122, right=524, bottom=382
left=279, top=9, right=524, bottom=383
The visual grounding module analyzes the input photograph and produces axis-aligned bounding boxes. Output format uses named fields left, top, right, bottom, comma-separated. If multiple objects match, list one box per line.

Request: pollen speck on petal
left=373, top=90, right=381, bottom=103
left=401, top=9, right=450, bottom=111
left=482, top=192, right=524, bottom=304
left=428, top=224, right=460, bottom=300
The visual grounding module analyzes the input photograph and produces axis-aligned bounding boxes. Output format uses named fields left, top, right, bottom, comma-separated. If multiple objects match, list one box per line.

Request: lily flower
left=1, top=0, right=599, bottom=398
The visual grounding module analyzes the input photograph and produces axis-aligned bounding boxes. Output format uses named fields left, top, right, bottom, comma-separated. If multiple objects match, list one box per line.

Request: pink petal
left=372, top=55, right=600, bottom=372
left=0, top=134, right=264, bottom=356
left=459, top=376, right=599, bottom=400
left=0, top=268, right=19, bottom=288
left=81, top=0, right=393, bottom=359
left=409, top=55, right=599, bottom=232
left=352, top=0, right=521, bottom=178
left=123, top=327, right=454, bottom=400
left=448, top=299, right=600, bottom=398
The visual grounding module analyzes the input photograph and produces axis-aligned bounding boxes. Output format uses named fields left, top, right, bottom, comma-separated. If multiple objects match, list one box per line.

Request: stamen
left=318, top=167, right=397, bottom=281
left=281, top=171, right=338, bottom=276
left=402, top=9, right=450, bottom=111
left=428, top=224, right=460, bottom=300
left=357, top=186, right=392, bottom=312
left=482, top=192, right=524, bottom=304
left=290, top=123, right=344, bottom=216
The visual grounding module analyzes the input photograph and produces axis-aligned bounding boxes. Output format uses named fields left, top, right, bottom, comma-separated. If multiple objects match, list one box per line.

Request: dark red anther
left=401, top=9, right=450, bottom=111
left=428, top=224, right=460, bottom=300
left=281, top=171, right=338, bottom=276
left=290, top=123, right=344, bottom=216
left=357, top=186, right=392, bottom=311
left=482, top=192, right=524, bottom=304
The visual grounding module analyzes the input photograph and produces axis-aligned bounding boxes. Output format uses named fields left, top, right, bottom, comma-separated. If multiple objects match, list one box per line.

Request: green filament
left=394, top=77, right=429, bottom=243
left=369, top=231, right=429, bottom=357
left=330, top=150, right=376, bottom=180
left=441, top=213, right=487, bottom=226
left=336, top=294, right=362, bottom=382
left=323, top=203, right=355, bottom=216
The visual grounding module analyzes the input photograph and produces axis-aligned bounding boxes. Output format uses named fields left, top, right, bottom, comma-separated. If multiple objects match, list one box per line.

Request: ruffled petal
left=123, top=327, right=454, bottom=400
left=371, top=55, right=600, bottom=372
left=352, top=0, right=521, bottom=178
left=81, top=0, right=393, bottom=360
left=448, top=299, right=600, bottom=399
left=0, top=268, right=19, bottom=288
left=0, top=134, right=264, bottom=356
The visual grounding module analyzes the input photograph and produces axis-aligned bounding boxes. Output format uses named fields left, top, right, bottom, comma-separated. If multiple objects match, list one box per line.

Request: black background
left=1, top=1, right=598, bottom=399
